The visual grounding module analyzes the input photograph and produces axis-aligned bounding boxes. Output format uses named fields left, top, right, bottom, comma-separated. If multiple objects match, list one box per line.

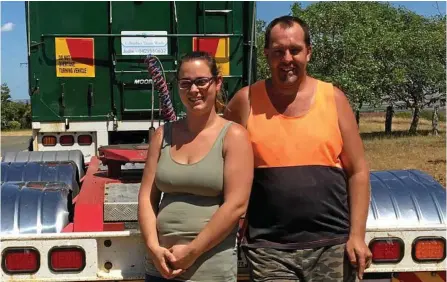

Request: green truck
left=26, top=1, right=256, bottom=162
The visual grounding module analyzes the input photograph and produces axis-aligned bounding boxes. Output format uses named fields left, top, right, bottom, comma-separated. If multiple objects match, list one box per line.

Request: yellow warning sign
left=55, top=38, right=95, bottom=77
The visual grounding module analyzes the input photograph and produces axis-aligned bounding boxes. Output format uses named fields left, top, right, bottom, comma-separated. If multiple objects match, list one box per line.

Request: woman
left=138, top=51, right=254, bottom=282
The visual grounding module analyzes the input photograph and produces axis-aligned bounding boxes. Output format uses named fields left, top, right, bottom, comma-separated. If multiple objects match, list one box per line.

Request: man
left=224, top=15, right=372, bottom=281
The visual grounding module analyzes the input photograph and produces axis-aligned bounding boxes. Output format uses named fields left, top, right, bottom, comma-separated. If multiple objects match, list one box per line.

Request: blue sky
left=1, top=1, right=446, bottom=100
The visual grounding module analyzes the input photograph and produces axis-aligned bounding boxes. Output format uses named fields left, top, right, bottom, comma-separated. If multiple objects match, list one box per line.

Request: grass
left=394, top=109, right=446, bottom=122
left=359, top=113, right=446, bottom=187
left=1, top=129, right=32, bottom=136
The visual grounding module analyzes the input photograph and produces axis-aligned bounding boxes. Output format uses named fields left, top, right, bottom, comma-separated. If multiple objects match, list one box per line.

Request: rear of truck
left=26, top=1, right=256, bottom=162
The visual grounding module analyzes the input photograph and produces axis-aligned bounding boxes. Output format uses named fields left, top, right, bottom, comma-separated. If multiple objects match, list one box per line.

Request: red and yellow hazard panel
left=192, top=37, right=230, bottom=76
left=55, top=38, right=95, bottom=77
left=392, top=271, right=446, bottom=282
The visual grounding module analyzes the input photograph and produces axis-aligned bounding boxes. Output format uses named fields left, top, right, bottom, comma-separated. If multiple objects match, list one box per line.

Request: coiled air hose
left=145, top=55, right=177, bottom=122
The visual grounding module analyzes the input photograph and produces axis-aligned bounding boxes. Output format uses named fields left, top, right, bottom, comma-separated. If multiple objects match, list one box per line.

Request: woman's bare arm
left=137, top=126, right=164, bottom=254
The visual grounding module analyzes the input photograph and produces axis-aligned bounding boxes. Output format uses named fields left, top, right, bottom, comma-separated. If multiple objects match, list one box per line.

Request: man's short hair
left=264, top=15, right=311, bottom=49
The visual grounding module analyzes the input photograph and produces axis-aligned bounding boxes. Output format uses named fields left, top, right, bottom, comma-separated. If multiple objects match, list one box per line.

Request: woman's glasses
left=178, top=77, right=214, bottom=90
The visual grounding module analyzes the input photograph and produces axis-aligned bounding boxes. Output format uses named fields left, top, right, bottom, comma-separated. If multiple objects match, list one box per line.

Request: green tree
left=255, top=19, right=270, bottom=80
left=389, top=10, right=446, bottom=134
left=1, top=83, right=11, bottom=103
left=16, top=101, right=32, bottom=129
left=1, top=83, right=32, bottom=130
left=1, top=83, right=17, bottom=129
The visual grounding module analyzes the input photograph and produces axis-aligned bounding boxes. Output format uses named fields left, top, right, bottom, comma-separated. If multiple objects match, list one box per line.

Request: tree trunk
left=432, top=106, right=439, bottom=136
left=409, top=105, right=420, bottom=134
left=355, top=101, right=363, bottom=127
left=385, top=105, right=394, bottom=134
left=355, top=110, right=360, bottom=127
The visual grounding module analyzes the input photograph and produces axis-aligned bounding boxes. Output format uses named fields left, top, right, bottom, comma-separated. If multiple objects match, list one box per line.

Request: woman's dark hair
left=176, top=51, right=219, bottom=79
left=176, top=51, right=226, bottom=113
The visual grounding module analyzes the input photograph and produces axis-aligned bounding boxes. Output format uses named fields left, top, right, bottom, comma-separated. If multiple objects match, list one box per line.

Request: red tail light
left=1, top=247, right=40, bottom=274
left=412, top=237, right=446, bottom=262
left=77, top=134, right=92, bottom=146
left=42, top=135, right=57, bottom=146
left=49, top=247, right=85, bottom=272
left=60, top=135, right=74, bottom=146
left=369, top=237, right=404, bottom=263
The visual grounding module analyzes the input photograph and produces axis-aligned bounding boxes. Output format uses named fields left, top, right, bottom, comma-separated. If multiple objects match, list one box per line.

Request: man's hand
left=150, top=246, right=184, bottom=279
left=168, top=244, right=200, bottom=270
left=346, top=236, right=372, bottom=280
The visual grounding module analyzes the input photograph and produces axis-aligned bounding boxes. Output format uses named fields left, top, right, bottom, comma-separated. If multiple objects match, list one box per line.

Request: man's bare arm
left=334, top=87, right=372, bottom=279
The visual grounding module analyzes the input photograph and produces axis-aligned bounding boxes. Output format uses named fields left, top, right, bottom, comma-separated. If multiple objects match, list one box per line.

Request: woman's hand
left=168, top=244, right=199, bottom=270
left=150, top=246, right=185, bottom=279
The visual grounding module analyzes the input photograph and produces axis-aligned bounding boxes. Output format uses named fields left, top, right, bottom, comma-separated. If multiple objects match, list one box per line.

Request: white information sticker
left=121, top=31, right=168, bottom=55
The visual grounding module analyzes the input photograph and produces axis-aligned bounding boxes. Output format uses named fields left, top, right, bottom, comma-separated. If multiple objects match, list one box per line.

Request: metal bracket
left=113, top=116, right=118, bottom=131
left=30, top=78, right=40, bottom=96
left=60, top=83, right=65, bottom=108
left=88, top=83, right=94, bottom=107
left=30, top=41, right=44, bottom=50
left=204, top=9, right=233, bottom=14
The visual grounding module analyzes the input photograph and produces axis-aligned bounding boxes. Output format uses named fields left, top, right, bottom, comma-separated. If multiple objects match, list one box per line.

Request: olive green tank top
left=145, top=120, right=238, bottom=282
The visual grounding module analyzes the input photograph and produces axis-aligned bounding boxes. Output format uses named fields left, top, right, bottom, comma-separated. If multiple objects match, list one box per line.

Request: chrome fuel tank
left=368, top=169, right=445, bottom=229
left=1, top=150, right=85, bottom=178
left=0, top=182, right=72, bottom=235
left=1, top=161, right=80, bottom=197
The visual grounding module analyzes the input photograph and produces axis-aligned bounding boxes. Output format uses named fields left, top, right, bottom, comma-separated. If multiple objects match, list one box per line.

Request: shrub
left=6, top=121, right=21, bottom=130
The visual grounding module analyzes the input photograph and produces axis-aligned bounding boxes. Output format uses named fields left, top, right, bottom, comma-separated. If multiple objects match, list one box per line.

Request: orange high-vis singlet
left=243, top=79, right=350, bottom=250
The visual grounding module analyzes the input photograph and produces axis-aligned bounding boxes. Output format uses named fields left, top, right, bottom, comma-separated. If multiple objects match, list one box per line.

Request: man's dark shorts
left=243, top=243, right=358, bottom=282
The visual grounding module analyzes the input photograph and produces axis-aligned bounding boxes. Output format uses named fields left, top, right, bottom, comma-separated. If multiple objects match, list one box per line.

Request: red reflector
left=2, top=248, right=40, bottom=274
left=369, top=237, right=404, bottom=263
left=60, top=135, right=74, bottom=146
left=412, top=237, right=446, bottom=262
left=77, top=134, right=92, bottom=146
left=49, top=247, right=85, bottom=272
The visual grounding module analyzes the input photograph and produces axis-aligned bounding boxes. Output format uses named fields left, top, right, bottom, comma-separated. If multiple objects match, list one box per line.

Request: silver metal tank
left=1, top=150, right=85, bottom=178
left=1, top=161, right=80, bottom=197
left=1, top=182, right=72, bottom=235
